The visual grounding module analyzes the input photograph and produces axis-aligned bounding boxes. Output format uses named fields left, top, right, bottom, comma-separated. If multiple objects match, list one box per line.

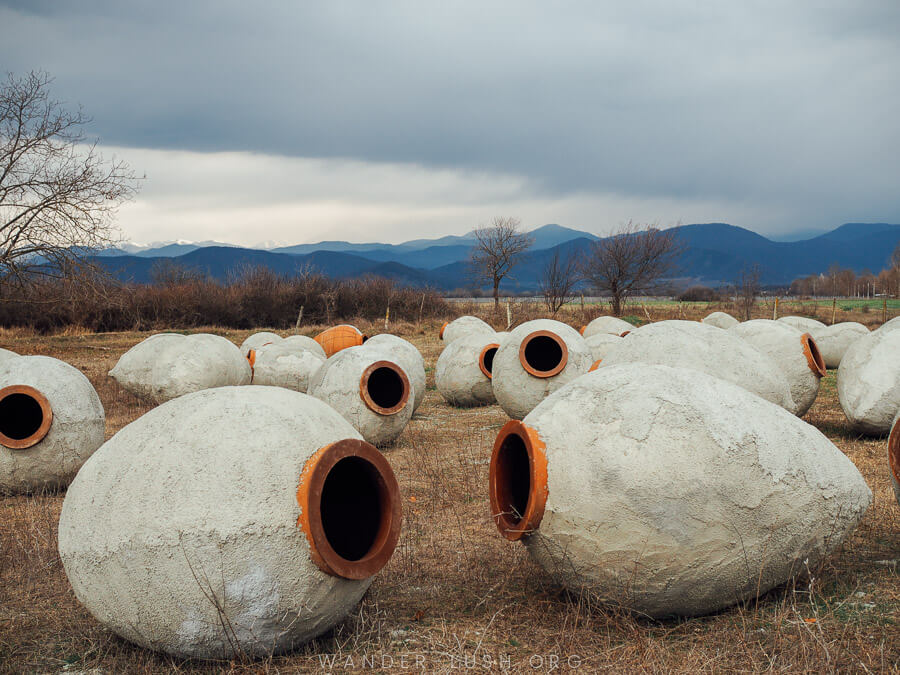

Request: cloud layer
left=2, top=1, right=899, bottom=243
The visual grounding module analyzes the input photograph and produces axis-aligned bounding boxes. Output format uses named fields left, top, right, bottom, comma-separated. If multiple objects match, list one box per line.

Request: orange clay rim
left=0, top=385, right=53, bottom=450
left=489, top=420, right=549, bottom=541
left=801, top=333, right=827, bottom=377
left=478, top=342, right=500, bottom=379
left=296, top=439, right=402, bottom=579
left=619, top=330, right=631, bottom=337
left=359, top=360, right=410, bottom=415
left=888, top=418, right=900, bottom=487
left=589, top=359, right=603, bottom=372
left=579, top=325, right=586, bottom=336
left=518, top=330, right=569, bottom=378
left=439, top=322, right=449, bottom=340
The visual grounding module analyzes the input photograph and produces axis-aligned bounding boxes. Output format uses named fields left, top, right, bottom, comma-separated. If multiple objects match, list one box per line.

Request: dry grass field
left=0, top=303, right=898, bottom=673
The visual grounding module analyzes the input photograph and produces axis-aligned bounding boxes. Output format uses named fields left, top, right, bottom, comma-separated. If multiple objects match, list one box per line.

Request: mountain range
left=90, top=222, right=900, bottom=291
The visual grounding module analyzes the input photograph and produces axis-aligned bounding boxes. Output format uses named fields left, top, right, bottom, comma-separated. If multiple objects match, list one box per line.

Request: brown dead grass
left=0, top=306, right=898, bottom=673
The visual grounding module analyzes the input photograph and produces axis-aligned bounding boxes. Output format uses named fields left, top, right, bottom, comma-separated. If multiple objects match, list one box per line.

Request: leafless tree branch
left=469, top=216, right=533, bottom=309
left=580, top=221, right=682, bottom=316
left=0, top=71, right=140, bottom=292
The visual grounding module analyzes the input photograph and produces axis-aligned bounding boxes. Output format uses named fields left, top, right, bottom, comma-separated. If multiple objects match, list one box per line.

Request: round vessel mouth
left=359, top=361, right=410, bottom=415
left=489, top=420, right=548, bottom=541
left=297, top=439, right=402, bottom=579
left=0, top=385, right=53, bottom=450
left=439, top=322, right=449, bottom=340
left=478, top=343, right=500, bottom=379
left=888, top=420, right=900, bottom=487
left=588, top=359, right=603, bottom=372
left=518, top=330, right=568, bottom=378
left=800, top=334, right=826, bottom=377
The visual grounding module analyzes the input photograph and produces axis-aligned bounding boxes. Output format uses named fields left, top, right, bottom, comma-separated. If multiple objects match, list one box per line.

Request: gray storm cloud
left=1, top=0, right=899, bottom=240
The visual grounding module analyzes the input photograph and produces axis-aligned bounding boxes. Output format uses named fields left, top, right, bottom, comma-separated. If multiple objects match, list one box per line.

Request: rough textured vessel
left=250, top=342, right=325, bottom=392
left=810, top=322, right=869, bottom=369
left=308, top=346, right=412, bottom=446
left=729, top=319, right=825, bottom=416
left=110, top=333, right=251, bottom=403
left=0, top=355, right=105, bottom=493
left=581, top=315, right=633, bottom=338
left=878, top=316, right=900, bottom=334
left=436, top=332, right=500, bottom=407
left=837, top=328, right=900, bottom=434
left=599, top=320, right=794, bottom=411
left=777, top=315, right=826, bottom=332
left=489, top=364, right=872, bottom=618
left=492, top=319, right=592, bottom=419
left=58, top=387, right=401, bottom=659
left=108, top=333, right=184, bottom=399
left=239, top=331, right=281, bottom=357
left=439, top=316, right=495, bottom=343
left=314, top=325, right=366, bottom=357
left=0, top=347, right=18, bottom=363
left=282, top=335, right=327, bottom=359
left=584, top=333, right=621, bottom=362
left=701, top=311, right=739, bottom=329
left=364, top=334, right=427, bottom=413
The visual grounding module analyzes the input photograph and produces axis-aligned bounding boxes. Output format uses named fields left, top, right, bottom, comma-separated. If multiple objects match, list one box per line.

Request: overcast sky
left=2, top=1, right=899, bottom=246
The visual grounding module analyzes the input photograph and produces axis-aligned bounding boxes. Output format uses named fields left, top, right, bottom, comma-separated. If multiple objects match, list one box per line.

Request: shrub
left=677, top=286, right=720, bottom=302
left=0, top=267, right=449, bottom=332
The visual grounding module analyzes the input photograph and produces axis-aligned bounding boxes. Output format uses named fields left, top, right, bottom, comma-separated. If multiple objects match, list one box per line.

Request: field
left=0, top=306, right=898, bottom=673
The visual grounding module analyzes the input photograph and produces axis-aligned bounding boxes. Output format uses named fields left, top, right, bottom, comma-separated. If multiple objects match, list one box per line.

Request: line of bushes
left=0, top=267, right=449, bottom=333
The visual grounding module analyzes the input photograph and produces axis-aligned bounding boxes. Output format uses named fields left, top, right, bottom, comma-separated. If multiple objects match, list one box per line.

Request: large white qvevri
left=0, top=355, right=105, bottom=493
left=489, top=364, right=871, bottom=618
left=58, top=387, right=401, bottom=659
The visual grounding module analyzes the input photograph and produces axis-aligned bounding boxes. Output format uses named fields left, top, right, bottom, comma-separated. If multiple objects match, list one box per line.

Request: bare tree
left=469, top=216, right=533, bottom=309
left=580, top=222, right=681, bottom=316
left=1, top=71, right=139, bottom=290
left=736, top=264, right=760, bottom=321
left=539, top=249, right=580, bottom=315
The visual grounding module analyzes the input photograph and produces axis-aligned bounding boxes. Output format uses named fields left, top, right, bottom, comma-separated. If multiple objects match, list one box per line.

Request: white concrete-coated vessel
left=837, top=328, right=900, bottom=434
left=1, top=355, right=105, bottom=493
left=729, top=319, right=825, bottom=416
left=436, top=331, right=500, bottom=407
left=701, top=311, right=739, bottom=329
left=58, top=386, right=401, bottom=659
left=492, top=319, right=593, bottom=419
left=810, top=322, right=869, bottom=368
left=250, top=342, right=325, bottom=392
left=439, top=316, right=495, bottom=343
left=308, top=346, right=413, bottom=446
left=581, top=315, right=633, bottom=338
left=364, top=334, right=427, bottom=413
left=489, top=364, right=871, bottom=618
left=598, top=320, right=794, bottom=411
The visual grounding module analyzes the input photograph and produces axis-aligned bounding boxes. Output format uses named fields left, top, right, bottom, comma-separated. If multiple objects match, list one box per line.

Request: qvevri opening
left=518, top=331, right=568, bottom=378
left=0, top=386, right=53, bottom=450
left=297, top=439, right=401, bottom=579
left=801, top=334, right=827, bottom=377
left=479, top=343, right=500, bottom=379
left=489, top=420, right=548, bottom=541
left=360, top=361, right=410, bottom=415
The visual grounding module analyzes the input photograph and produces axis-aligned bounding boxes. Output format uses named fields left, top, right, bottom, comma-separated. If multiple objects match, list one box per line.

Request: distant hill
left=90, top=222, right=900, bottom=290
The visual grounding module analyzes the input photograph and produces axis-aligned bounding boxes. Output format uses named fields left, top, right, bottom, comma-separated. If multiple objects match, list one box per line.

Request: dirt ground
left=0, top=306, right=898, bottom=673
